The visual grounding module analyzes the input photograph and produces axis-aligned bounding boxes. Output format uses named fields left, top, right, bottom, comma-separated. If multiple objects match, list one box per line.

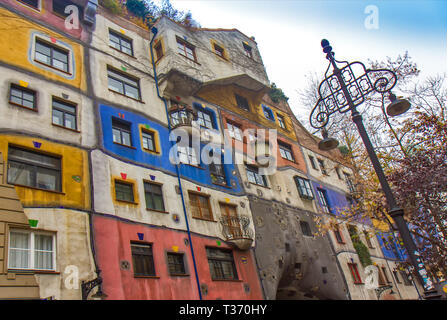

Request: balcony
left=168, top=101, right=197, bottom=135
left=220, top=215, right=254, bottom=250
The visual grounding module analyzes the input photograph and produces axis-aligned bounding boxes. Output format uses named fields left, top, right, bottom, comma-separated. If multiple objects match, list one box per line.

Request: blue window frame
left=193, top=103, right=217, bottom=129
left=262, top=104, right=275, bottom=121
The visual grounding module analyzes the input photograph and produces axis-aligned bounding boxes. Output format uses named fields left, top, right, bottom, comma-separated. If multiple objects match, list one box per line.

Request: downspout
left=148, top=25, right=202, bottom=300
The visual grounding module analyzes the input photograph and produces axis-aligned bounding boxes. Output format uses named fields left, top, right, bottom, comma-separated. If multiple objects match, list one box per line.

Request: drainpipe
left=148, top=25, right=202, bottom=300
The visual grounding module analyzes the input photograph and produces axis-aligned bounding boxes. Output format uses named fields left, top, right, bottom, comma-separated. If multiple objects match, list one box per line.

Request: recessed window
left=53, top=0, right=83, bottom=19
left=294, top=176, right=314, bottom=200
left=308, top=155, right=317, bottom=170
left=17, top=0, right=39, bottom=10
left=317, top=159, right=328, bottom=175
left=243, top=42, right=253, bottom=59
left=52, top=98, right=77, bottom=130
left=7, top=146, right=61, bottom=192
left=131, top=242, right=155, bottom=276
left=333, top=225, right=345, bottom=243
left=300, top=221, right=312, bottom=236
left=35, top=39, right=69, bottom=73
left=189, top=192, right=213, bottom=220
left=8, top=230, right=55, bottom=271
left=176, top=37, right=196, bottom=61
left=177, top=145, right=199, bottom=166
left=317, top=188, right=331, bottom=213
left=167, top=252, right=186, bottom=275
left=382, top=267, right=391, bottom=283
left=277, top=114, right=287, bottom=130
left=262, top=105, right=275, bottom=121
left=9, top=84, right=36, bottom=110
left=107, top=67, right=141, bottom=100
left=400, top=270, right=412, bottom=286
left=196, top=108, right=214, bottom=129
left=112, top=118, right=132, bottom=147
left=348, top=263, right=362, bottom=284
left=206, top=247, right=238, bottom=280
left=154, top=41, right=163, bottom=61
left=144, top=182, right=165, bottom=212
left=235, top=94, right=250, bottom=111
left=344, top=172, right=356, bottom=193
left=279, top=142, right=294, bottom=161
left=393, top=270, right=401, bottom=284
left=109, top=30, right=133, bottom=56
left=220, top=203, right=242, bottom=238
left=246, top=165, right=267, bottom=187
left=226, top=122, right=243, bottom=141
left=363, top=231, right=374, bottom=248
left=209, top=157, right=227, bottom=186
left=141, top=130, right=155, bottom=152
left=213, top=43, right=225, bottom=58
left=115, top=180, right=134, bottom=203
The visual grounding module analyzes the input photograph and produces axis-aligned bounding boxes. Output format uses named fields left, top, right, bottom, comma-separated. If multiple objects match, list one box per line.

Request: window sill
left=113, top=141, right=137, bottom=149
left=134, top=275, right=160, bottom=279
left=142, top=147, right=160, bottom=155
left=115, top=199, right=138, bottom=205
left=146, top=208, right=169, bottom=214
left=11, top=183, right=64, bottom=195
left=212, top=182, right=231, bottom=189
left=249, top=182, right=269, bottom=189
left=213, top=52, right=229, bottom=62
left=8, top=269, right=59, bottom=274
left=178, top=53, right=201, bottom=65
left=34, top=60, right=72, bottom=76
left=9, top=102, right=38, bottom=112
left=108, top=89, right=144, bottom=104
left=52, top=123, right=80, bottom=133
left=211, top=278, right=242, bottom=282
left=192, top=216, right=217, bottom=223
left=109, top=46, right=136, bottom=59
left=180, top=163, right=204, bottom=170
left=169, top=273, right=190, bottom=277
left=353, top=282, right=364, bottom=285
left=281, top=157, right=296, bottom=163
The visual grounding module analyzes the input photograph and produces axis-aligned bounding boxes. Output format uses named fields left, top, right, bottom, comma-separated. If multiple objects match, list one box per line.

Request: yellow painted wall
left=0, top=8, right=86, bottom=91
left=0, top=134, right=90, bottom=210
left=198, top=85, right=298, bottom=141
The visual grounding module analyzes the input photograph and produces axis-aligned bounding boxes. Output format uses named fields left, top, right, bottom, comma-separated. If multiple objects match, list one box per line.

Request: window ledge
left=211, top=279, right=242, bottom=282
left=353, top=282, right=364, bottom=285
left=113, top=141, right=137, bottom=149
left=108, top=89, right=144, bottom=104
left=178, top=53, right=201, bottom=65
left=249, top=182, right=269, bottom=189
left=11, top=183, right=64, bottom=195
left=142, top=148, right=160, bottom=155
left=212, top=182, right=231, bottom=189
left=180, top=163, right=204, bottom=170
left=109, top=46, right=136, bottom=59
left=116, top=199, right=138, bottom=205
left=169, top=273, right=190, bottom=277
left=52, top=123, right=80, bottom=133
left=192, top=216, right=217, bottom=223
left=34, top=60, right=72, bottom=76
left=8, top=269, right=59, bottom=274
left=134, top=275, right=160, bottom=279
left=9, top=102, right=38, bottom=112
left=146, top=208, right=169, bottom=214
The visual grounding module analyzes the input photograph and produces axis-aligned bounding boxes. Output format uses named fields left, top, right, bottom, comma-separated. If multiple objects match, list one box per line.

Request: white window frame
left=8, top=229, right=56, bottom=271
left=227, top=123, right=242, bottom=141
left=177, top=145, right=199, bottom=166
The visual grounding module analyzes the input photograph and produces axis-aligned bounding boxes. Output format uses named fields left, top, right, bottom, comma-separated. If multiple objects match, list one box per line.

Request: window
left=213, top=43, right=225, bottom=58
left=220, top=203, right=242, bottom=238
left=235, top=94, right=250, bottom=111
left=277, top=114, right=286, bottom=130
left=167, top=253, right=186, bottom=275
left=112, top=118, right=132, bottom=147
left=382, top=267, right=391, bottom=283
left=348, top=263, right=362, bottom=284
left=189, top=192, right=213, bottom=220
left=245, top=165, right=267, bottom=187
left=115, top=180, right=134, bottom=203
left=107, top=67, right=141, bottom=100
left=109, top=30, right=133, bottom=56
left=317, top=188, right=331, bottom=213
left=17, top=0, right=39, bottom=10
left=317, top=159, right=328, bottom=175
left=226, top=122, right=243, bottom=141
left=9, top=84, right=36, bottom=110
left=294, top=177, right=314, bottom=200
left=131, top=242, right=155, bottom=276
left=53, top=0, right=83, bottom=19
left=8, top=230, right=55, bottom=271
left=141, top=130, right=155, bottom=152
left=177, top=145, right=198, bottom=166
left=176, top=37, right=196, bottom=61
left=144, top=182, right=165, bottom=212
left=170, top=109, right=191, bottom=127
left=7, top=146, right=61, bottom=192
left=393, top=270, right=401, bottom=283
left=154, top=41, right=163, bottom=61
left=364, top=231, right=374, bottom=248
left=206, top=247, right=238, bottom=280
left=333, top=225, right=345, bottom=243
left=279, top=142, right=294, bottom=161
left=52, top=98, right=77, bottom=130
left=243, top=42, right=253, bottom=58
left=344, top=172, right=355, bottom=193
left=35, top=39, right=69, bottom=73
left=308, top=155, right=317, bottom=170
left=196, top=109, right=214, bottom=129
left=378, top=267, right=387, bottom=286
left=400, top=270, right=412, bottom=286
left=209, top=159, right=227, bottom=186
left=300, top=221, right=312, bottom=236
left=262, top=105, right=275, bottom=121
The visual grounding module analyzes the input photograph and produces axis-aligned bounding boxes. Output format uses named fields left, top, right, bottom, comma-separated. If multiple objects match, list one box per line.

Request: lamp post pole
left=310, top=39, right=439, bottom=299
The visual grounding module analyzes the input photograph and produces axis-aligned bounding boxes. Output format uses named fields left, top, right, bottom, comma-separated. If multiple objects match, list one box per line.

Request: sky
left=164, top=0, right=447, bottom=122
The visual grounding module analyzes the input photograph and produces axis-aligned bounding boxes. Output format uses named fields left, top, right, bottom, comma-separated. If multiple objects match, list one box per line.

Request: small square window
left=317, top=188, right=332, bottom=214
left=235, top=94, right=250, bottom=111
left=196, top=108, right=214, bottom=129
left=300, top=221, right=312, bottom=236
left=246, top=165, right=267, bottom=187
left=144, top=182, right=165, bottom=212
left=131, top=242, right=155, bottom=276
left=294, top=176, right=314, bottom=200
left=226, top=122, right=243, bottom=141
left=141, top=130, right=155, bottom=152
left=52, top=98, right=77, bottom=130
left=334, top=225, right=345, bottom=244
left=277, top=114, right=287, bottom=130
left=112, top=118, right=132, bottom=147
left=154, top=41, right=163, bottom=61
left=262, top=105, right=275, bottom=121
left=109, top=30, right=133, bottom=56
left=243, top=42, right=253, bottom=59
left=115, top=180, right=134, bottom=203
left=213, top=43, right=225, bottom=58
left=167, top=252, right=186, bottom=275
left=9, top=84, right=36, bottom=110
left=35, top=38, right=69, bottom=73
left=189, top=192, right=213, bottom=220
left=308, top=155, right=317, bottom=170
left=176, top=37, right=196, bottom=61
left=206, top=247, right=238, bottom=280
left=17, top=0, right=39, bottom=10
left=317, top=159, right=328, bottom=175
left=279, top=142, right=294, bottom=161
left=107, top=67, right=141, bottom=100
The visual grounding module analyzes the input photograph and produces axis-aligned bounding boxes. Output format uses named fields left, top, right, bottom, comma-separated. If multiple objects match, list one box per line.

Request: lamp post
left=310, top=39, right=439, bottom=299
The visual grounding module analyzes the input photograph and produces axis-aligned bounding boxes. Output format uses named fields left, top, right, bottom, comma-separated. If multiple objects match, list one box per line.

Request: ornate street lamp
left=310, top=39, right=440, bottom=299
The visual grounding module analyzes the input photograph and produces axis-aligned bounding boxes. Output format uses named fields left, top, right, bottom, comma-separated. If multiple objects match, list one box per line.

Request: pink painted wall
left=92, top=214, right=264, bottom=300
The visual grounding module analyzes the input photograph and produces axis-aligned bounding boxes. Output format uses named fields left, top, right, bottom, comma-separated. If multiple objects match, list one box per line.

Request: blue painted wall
left=99, top=104, right=242, bottom=193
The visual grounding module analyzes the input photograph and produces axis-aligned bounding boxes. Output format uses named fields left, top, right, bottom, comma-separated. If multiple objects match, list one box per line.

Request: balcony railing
left=219, top=215, right=254, bottom=250
left=168, top=102, right=197, bottom=132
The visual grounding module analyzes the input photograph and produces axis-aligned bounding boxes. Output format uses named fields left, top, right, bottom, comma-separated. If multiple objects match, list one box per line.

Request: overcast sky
left=165, top=0, right=447, bottom=122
